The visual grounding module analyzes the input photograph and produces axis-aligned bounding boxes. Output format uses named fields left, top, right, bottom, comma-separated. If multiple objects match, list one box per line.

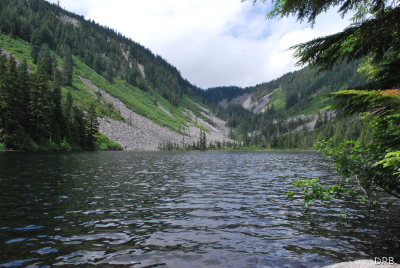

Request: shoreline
left=0, top=148, right=318, bottom=152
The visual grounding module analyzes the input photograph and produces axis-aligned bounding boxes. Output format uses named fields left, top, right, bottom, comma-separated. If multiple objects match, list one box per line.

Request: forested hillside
left=202, top=61, right=369, bottom=149
left=205, top=61, right=365, bottom=112
left=0, top=0, right=227, bottom=151
left=201, top=86, right=249, bottom=104
left=0, top=0, right=201, bottom=104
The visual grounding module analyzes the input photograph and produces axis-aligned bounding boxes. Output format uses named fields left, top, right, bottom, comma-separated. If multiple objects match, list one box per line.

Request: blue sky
left=47, top=0, right=353, bottom=89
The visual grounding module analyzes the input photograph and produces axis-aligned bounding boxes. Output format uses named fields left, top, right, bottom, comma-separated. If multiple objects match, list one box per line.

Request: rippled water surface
left=0, top=151, right=399, bottom=268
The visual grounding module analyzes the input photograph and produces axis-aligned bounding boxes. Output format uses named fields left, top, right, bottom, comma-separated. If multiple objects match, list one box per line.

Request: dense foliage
left=202, top=86, right=249, bottom=104
left=245, top=0, right=400, bottom=208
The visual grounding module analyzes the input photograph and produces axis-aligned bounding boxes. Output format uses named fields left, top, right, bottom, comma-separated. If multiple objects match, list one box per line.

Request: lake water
left=0, top=151, right=399, bottom=268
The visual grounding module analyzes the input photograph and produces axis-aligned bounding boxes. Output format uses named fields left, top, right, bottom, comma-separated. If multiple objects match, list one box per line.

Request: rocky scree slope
left=80, top=77, right=232, bottom=150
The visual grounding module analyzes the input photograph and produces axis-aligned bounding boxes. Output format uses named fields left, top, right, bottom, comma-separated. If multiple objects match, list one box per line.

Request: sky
left=47, top=0, right=353, bottom=89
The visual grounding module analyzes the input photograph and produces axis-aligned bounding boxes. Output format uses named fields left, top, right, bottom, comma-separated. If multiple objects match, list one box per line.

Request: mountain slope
left=203, top=62, right=368, bottom=148
left=80, top=76, right=231, bottom=150
left=0, top=0, right=233, bottom=150
left=205, top=62, right=366, bottom=115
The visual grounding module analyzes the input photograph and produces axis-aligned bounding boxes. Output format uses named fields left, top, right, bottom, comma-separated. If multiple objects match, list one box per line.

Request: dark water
left=0, top=151, right=399, bottom=268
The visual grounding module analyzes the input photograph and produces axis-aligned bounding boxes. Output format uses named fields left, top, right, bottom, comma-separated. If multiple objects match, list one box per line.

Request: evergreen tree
left=49, top=83, right=65, bottom=145
left=30, top=29, right=42, bottom=64
left=17, top=59, right=30, bottom=115
left=199, top=129, right=207, bottom=150
left=332, top=122, right=345, bottom=146
left=38, top=44, right=53, bottom=77
left=64, top=90, right=74, bottom=146
left=73, top=106, right=88, bottom=150
left=0, top=55, right=12, bottom=148
left=93, top=54, right=103, bottom=74
left=51, top=56, right=62, bottom=83
left=344, top=119, right=362, bottom=141
left=86, top=103, right=99, bottom=150
left=28, top=61, right=51, bottom=142
left=0, top=56, right=25, bottom=149
left=105, top=59, right=114, bottom=83
left=62, top=49, right=73, bottom=86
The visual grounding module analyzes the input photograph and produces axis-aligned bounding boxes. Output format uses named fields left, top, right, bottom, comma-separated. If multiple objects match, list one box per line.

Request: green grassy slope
left=0, top=34, right=211, bottom=133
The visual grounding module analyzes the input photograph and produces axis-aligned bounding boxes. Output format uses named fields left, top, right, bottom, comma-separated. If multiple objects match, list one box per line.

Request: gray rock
left=323, top=259, right=400, bottom=268
left=79, top=76, right=233, bottom=151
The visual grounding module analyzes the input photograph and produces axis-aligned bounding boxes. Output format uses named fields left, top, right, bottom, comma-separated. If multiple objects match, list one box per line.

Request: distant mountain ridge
left=204, top=62, right=366, bottom=116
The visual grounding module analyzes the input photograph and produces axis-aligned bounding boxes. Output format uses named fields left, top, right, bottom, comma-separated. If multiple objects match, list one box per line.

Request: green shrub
left=61, top=139, right=72, bottom=151
left=95, top=134, right=122, bottom=150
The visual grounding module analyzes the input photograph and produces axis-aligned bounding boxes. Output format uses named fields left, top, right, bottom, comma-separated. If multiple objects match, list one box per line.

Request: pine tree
left=0, top=56, right=25, bottom=149
left=199, top=130, right=207, bottom=150
left=93, top=54, right=103, bottom=74
left=49, top=83, right=65, bottom=145
left=29, top=61, right=51, bottom=142
left=0, top=54, right=11, bottom=148
left=64, top=90, right=74, bottom=146
left=62, top=49, right=73, bottom=86
left=30, top=29, right=42, bottom=64
left=38, top=44, right=53, bottom=77
left=332, top=122, right=345, bottom=146
left=17, top=59, right=30, bottom=127
left=344, top=119, right=362, bottom=141
left=86, top=103, right=99, bottom=150
left=73, top=106, right=88, bottom=150
left=105, top=59, right=114, bottom=83
left=51, top=56, right=61, bottom=83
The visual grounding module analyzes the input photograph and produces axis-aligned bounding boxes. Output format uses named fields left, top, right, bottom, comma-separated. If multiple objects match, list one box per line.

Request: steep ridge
left=212, top=62, right=366, bottom=116
left=219, top=92, right=273, bottom=113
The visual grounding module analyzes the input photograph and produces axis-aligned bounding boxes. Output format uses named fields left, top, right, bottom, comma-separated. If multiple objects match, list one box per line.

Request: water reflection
left=0, top=151, right=399, bottom=267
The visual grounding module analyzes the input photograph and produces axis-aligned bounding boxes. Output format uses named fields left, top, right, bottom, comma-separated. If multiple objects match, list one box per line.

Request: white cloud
left=53, top=0, right=90, bottom=17
left=49, top=0, right=353, bottom=88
